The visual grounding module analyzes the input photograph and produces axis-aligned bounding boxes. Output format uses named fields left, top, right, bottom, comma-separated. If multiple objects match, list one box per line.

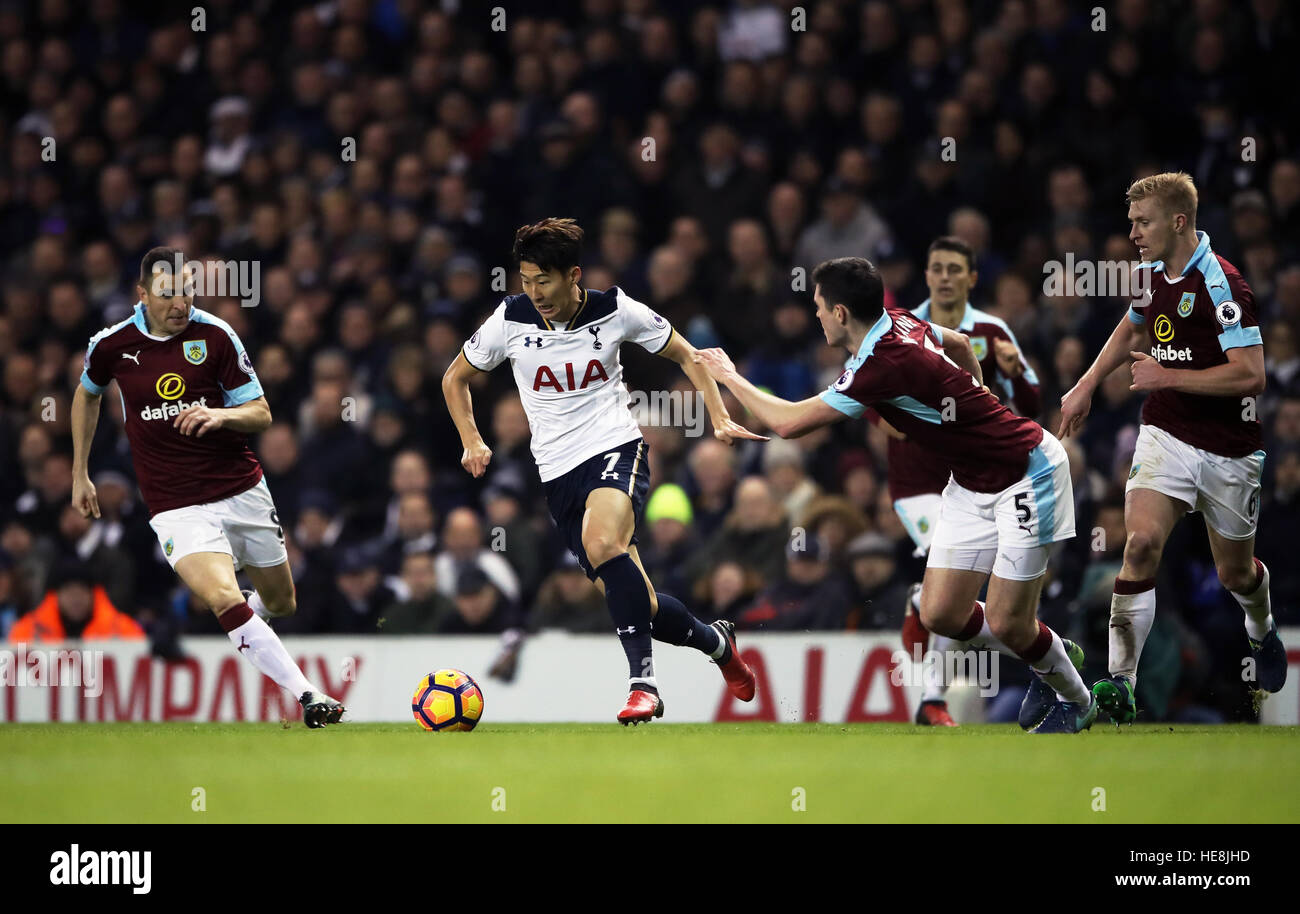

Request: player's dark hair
left=513, top=218, right=584, bottom=273
left=812, top=257, right=884, bottom=325
left=138, top=246, right=186, bottom=286
left=927, top=236, right=976, bottom=272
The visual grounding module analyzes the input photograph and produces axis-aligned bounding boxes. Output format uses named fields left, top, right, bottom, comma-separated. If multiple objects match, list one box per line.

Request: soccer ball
left=412, top=669, right=484, bottom=731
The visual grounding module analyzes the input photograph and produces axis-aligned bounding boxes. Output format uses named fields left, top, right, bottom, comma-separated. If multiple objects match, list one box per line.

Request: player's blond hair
left=1126, top=172, right=1198, bottom=227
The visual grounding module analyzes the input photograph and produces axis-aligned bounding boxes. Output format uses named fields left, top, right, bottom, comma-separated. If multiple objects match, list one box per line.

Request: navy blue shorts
left=542, top=438, right=651, bottom=580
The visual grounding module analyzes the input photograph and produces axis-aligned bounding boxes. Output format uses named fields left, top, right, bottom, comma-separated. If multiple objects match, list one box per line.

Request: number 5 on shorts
left=1015, top=492, right=1033, bottom=532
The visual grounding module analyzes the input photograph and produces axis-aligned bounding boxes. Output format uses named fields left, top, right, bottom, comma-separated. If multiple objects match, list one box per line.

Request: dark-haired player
left=442, top=218, right=764, bottom=724
left=1060, top=172, right=1284, bottom=722
left=71, top=248, right=344, bottom=727
left=885, top=236, right=1080, bottom=728
left=697, top=256, right=1097, bottom=733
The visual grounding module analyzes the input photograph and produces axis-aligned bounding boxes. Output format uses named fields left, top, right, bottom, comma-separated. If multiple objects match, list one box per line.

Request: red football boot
left=710, top=620, right=755, bottom=702
left=915, top=700, right=957, bottom=727
left=617, top=688, right=665, bottom=726
left=901, top=583, right=929, bottom=656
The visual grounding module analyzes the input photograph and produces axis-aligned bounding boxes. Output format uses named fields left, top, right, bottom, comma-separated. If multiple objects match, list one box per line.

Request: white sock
left=228, top=614, right=315, bottom=698
left=708, top=630, right=727, bottom=660
left=1109, top=580, right=1156, bottom=686
left=630, top=676, right=659, bottom=693
left=247, top=590, right=272, bottom=621
left=1231, top=559, right=1274, bottom=642
left=1029, top=628, right=1090, bottom=704
left=921, top=634, right=958, bottom=702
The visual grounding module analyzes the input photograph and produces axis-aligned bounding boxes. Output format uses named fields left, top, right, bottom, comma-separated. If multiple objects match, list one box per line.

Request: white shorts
left=928, top=430, right=1076, bottom=580
left=1126, top=424, right=1264, bottom=540
left=893, top=493, right=945, bottom=556
left=149, top=478, right=288, bottom=570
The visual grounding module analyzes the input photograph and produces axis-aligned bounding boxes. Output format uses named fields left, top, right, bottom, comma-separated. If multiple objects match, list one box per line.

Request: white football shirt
left=462, top=286, right=675, bottom=481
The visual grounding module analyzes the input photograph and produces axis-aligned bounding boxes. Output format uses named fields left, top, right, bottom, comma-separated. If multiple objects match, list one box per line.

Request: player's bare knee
left=267, top=592, right=297, bottom=617
left=584, top=534, right=624, bottom=569
left=1123, top=528, right=1163, bottom=575
left=918, top=601, right=963, bottom=638
left=988, top=614, right=1035, bottom=654
left=1217, top=562, right=1256, bottom=594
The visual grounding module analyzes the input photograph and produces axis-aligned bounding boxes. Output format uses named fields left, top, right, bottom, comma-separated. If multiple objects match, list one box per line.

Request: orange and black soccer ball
left=412, top=669, right=484, bottom=731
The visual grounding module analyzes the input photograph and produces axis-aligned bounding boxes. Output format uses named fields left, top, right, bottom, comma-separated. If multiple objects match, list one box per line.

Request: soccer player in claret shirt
left=1059, top=172, right=1286, bottom=722
left=879, top=236, right=1081, bottom=727
left=442, top=218, right=763, bottom=724
left=696, top=257, right=1098, bottom=733
left=71, top=247, right=344, bottom=728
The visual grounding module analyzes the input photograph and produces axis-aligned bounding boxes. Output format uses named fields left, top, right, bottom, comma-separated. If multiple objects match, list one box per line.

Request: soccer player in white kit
left=1060, top=172, right=1286, bottom=722
left=443, top=219, right=764, bottom=724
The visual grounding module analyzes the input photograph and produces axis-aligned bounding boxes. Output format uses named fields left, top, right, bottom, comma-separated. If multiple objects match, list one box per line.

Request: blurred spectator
left=792, top=177, right=893, bottom=275
left=8, top=559, right=144, bottom=642
left=0, top=551, right=20, bottom=638
left=734, top=536, right=855, bottom=631
left=323, top=546, right=396, bottom=634
left=379, top=552, right=456, bottom=635
left=532, top=553, right=607, bottom=633
left=684, top=438, right=738, bottom=541
left=434, top=507, right=520, bottom=605
left=638, top=483, right=700, bottom=600
left=694, top=559, right=761, bottom=623
left=689, top=475, right=789, bottom=590
left=482, top=466, right=545, bottom=602
left=846, top=531, right=910, bottom=630
left=442, top=565, right=511, bottom=635
left=759, top=438, right=819, bottom=522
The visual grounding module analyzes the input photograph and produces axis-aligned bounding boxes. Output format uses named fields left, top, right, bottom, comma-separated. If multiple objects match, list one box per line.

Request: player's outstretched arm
left=442, top=351, right=493, bottom=478
left=1058, top=313, right=1146, bottom=438
left=174, top=395, right=271, bottom=437
left=656, top=332, right=768, bottom=445
left=693, top=348, right=843, bottom=439
left=71, top=384, right=102, bottom=519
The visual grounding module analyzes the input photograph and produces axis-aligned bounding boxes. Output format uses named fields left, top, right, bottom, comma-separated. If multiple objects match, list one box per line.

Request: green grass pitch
left=2, top=722, right=1297, bottom=823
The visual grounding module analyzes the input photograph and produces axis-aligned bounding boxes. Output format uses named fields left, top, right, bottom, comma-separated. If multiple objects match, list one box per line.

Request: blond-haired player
left=1059, top=172, right=1283, bottom=722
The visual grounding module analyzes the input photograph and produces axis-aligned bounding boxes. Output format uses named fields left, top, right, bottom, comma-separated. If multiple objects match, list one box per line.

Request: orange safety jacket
left=8, top=586, right=146, bottom=642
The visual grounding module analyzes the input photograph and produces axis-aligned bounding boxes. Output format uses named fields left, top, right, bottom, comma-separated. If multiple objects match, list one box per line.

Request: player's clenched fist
left=173, top=404, right=225, bottom=437
left=1128, top=350, right=1167, bottom=392
left=993, top=338, right=1024, bottom=378
left=72, top=475, right=100, bottom=519
left=462, top=441, right=493, bottom=478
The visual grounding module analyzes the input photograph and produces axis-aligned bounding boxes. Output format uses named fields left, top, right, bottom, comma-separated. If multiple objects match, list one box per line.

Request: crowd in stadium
left=2, top=0, right=1299, bottom=719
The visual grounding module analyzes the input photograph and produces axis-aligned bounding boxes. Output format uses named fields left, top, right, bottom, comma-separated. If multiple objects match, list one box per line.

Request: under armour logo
left=121, top=351, right=141, bottom=365
left=237, top=636, right=250, bottom=653
left=588, top=326, right=603, bottom=350
left=616, top=626, right=636, bottom=636
left=524, top=336, right=544, bottom=348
